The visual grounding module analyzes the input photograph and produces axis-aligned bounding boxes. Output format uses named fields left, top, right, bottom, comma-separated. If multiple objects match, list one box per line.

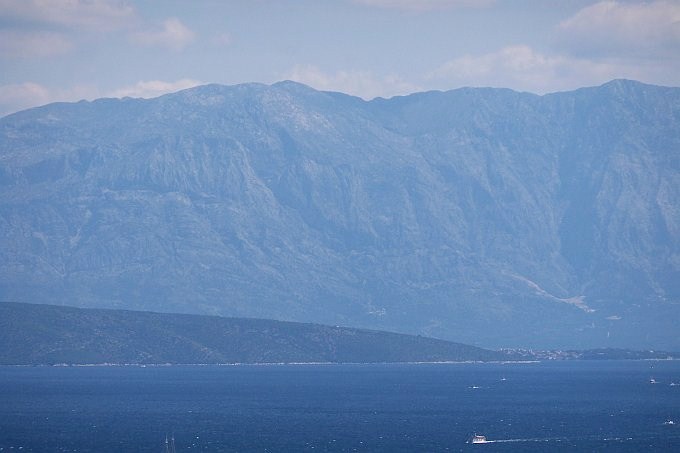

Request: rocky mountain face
left=0, top=79, right=678, bottom=349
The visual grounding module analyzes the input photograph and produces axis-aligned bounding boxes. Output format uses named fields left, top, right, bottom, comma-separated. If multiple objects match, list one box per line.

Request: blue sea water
left=0, top=360, right=679, bottom=452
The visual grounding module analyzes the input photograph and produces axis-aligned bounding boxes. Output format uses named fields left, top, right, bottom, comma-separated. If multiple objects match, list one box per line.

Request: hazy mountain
left=1, top=80, right=678, bottom=350
left=0, top=302, right=504, bottom=365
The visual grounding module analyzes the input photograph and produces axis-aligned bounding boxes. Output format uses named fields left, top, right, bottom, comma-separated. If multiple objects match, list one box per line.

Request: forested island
left=0, top=302, right=503, bottom=365
left=1, top=302, right=675, bottom=366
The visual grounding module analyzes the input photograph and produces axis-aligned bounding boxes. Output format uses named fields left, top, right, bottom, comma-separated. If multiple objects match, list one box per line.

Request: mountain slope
left=0, top=302, right=503, bottom=365
left=0, top=80, right=678, bottom=349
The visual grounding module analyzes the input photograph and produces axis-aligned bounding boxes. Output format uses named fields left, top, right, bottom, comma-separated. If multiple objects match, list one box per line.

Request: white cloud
left=0, top=82, right=51, bottom=115
left=286, top=64, right=420, bottom=99
left=0, top=82, right=99, bottom=117
left=0, top=78, right=202, bottom=117
left=429, top=45, right=652, bottom=94
left=351, top=0, right=493, bottom=11
left=0, top=0, right=135, bottom=29
left=130, top=18, right=195, bottom=51
left=555, top=0, right=680, bottom=59
left=0, top=30, right=73, bottom=58
left=109, top=79, right=203, bottom=99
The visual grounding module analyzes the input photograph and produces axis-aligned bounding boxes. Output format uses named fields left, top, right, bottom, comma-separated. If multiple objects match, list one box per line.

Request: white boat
left=650, top=378, right=658, bottom=384
left=471, top=434, right=489, bottom=444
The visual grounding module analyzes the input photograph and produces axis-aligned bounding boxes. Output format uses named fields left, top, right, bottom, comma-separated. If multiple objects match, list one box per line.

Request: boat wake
left=469, top=436, right=563, bottom=445
left=490, top=437, right=561, bottom=443
left=472, top=436, right=639, bottom=445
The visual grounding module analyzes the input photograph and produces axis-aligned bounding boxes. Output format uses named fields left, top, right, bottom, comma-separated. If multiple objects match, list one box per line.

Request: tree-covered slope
left=0, top=302, right=503, bottom=365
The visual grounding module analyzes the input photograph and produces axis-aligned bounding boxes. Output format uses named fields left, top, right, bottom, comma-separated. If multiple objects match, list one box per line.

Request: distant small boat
left=650, top=378, right=658, bottom=384
left=471, top=434, right=489, bottom=444
left=664, top=420, right=676, bottom=425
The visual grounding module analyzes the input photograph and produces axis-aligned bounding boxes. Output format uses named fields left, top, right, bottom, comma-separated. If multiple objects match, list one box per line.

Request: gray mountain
left=1, top=79, right=678, bottom=349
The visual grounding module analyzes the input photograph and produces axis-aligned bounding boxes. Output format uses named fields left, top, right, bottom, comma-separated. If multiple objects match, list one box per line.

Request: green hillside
left=0, top=302, right=503, bottom=365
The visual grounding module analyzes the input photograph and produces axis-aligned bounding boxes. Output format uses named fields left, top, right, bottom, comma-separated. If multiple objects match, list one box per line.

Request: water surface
left=1, top=360, right=679, bottom=451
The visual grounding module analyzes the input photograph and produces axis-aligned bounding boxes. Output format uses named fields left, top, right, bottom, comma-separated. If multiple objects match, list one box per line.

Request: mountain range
left=0, top=79, right=678, bottom=349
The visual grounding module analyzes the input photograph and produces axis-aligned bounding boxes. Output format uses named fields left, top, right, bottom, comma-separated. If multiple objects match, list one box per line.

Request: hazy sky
left=1, top=0, right=679, bottom=116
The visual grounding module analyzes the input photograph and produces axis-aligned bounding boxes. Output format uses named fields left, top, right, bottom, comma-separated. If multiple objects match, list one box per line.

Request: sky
left=0, top=0, right=679, bottom=117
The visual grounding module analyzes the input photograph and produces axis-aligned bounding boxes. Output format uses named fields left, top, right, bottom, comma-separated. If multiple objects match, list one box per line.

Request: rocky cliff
left=1, top=80, right=678, bottom=349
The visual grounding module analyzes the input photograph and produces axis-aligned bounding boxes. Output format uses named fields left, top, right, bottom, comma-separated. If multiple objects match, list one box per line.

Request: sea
left=0, top=360, right=679, bottom=452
